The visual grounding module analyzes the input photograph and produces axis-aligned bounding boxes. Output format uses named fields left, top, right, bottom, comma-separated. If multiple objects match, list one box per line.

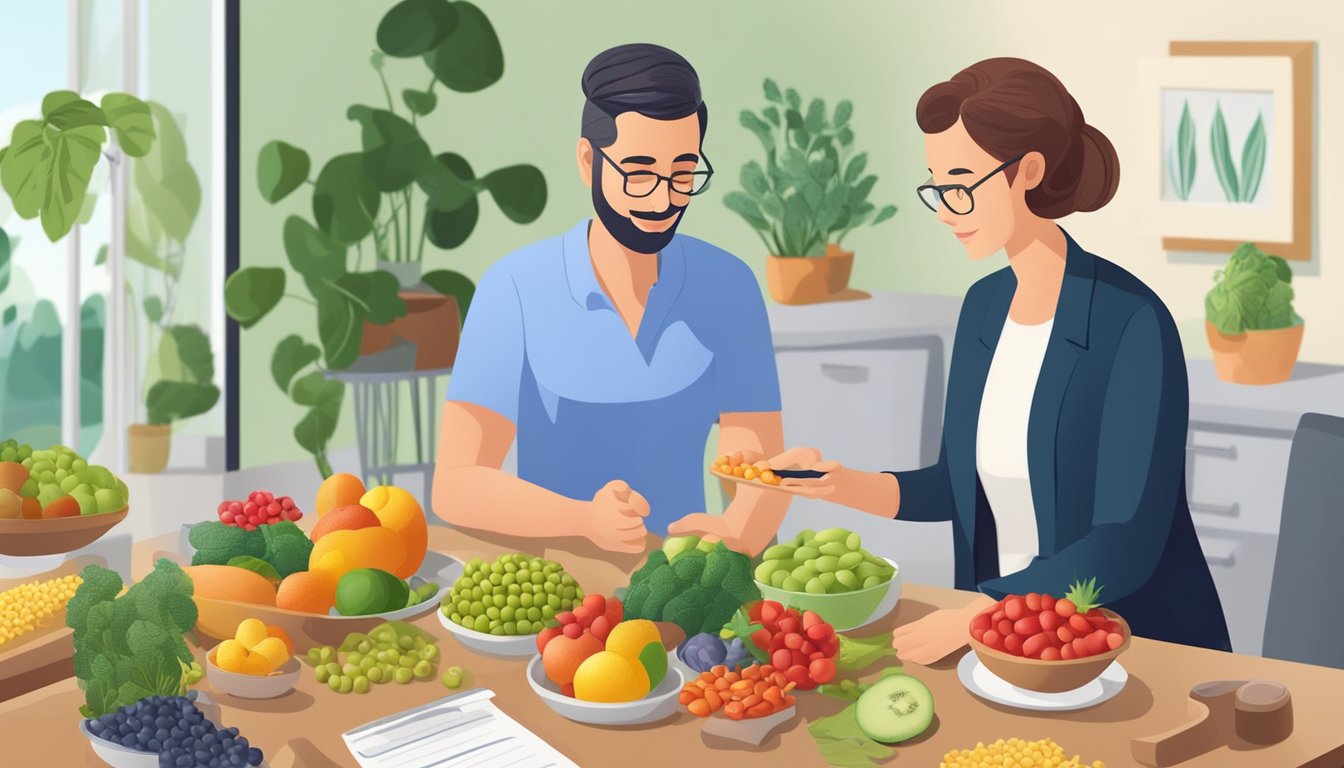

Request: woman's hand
left=891, top=595, right=997, bottom=665
left=767, top=447, right=844, bottom=498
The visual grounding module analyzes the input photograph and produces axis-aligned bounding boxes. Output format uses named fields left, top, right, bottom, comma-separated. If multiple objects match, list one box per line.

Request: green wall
left=239, top=0, right=984, bottom=469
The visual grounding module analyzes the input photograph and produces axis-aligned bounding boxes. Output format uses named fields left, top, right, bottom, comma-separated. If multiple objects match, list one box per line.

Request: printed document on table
left=342, top=688, right=579, bottom=768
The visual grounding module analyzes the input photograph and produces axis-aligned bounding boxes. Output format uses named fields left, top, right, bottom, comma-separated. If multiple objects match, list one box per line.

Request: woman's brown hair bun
left=916, top=57, right=1120, bottom=218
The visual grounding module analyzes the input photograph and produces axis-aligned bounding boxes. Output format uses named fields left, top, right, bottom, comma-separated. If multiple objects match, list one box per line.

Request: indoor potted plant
left=1205, top=241, right=1304, bottom=385
left=725, top=79, right=897, bottom=304
left=226, top=0, right=546, bottom=477
left=123, top=102, right=220, bottom=473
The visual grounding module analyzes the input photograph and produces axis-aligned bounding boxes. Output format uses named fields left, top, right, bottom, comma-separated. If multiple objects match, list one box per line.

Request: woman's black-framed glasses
left=596, top=146, right=714, bottom=198
left=916, top=152, right=1026, bottom=215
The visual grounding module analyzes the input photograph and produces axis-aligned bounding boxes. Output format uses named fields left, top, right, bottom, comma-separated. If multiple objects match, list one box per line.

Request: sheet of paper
left=342, top=688, right=579, bottom=768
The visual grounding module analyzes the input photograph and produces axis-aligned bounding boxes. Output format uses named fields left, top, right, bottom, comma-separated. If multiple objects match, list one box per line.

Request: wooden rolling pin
left=1132, top=679, right=1293, bottom=767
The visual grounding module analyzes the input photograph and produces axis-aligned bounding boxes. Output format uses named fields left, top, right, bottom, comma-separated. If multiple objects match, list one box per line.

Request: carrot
left=724, top=701, right=745, bottom=720
left=704, top=688, right=723, bottom=711
left=724, top=671, right=741, bottom=684
left=747, top=701, right=774, bottom=718
left=714, top=677, right=729, bottom=691
left=700, top=672, right=716, bottom=684
left=754, top=680, right=770, bottom=696
left=688, top=699, right=711, bottom=717
left=743, top=665, right=762, bottom=680
left=695, top=679, right=709, bottom=690
left=759, top=665, right=774, bottom=677
left=679, top=690, right=698, bottom=705
left=782, top=694, right=796, bottom=708
left=762, top=687, right=784, bottom=706
left=740, top=693, right=763, bottom=709
left=711, top=665, right=728, bottom=678
left=782, top=681, right=797, bottom=694
left=730, top=679, right=753, bottom=694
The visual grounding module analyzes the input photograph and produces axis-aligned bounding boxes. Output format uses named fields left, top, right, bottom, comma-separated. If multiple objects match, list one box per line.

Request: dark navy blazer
left=891, top=229, right=1232, bottom=651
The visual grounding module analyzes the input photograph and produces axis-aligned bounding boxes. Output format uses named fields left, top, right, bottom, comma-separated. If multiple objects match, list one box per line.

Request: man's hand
left=586, top=480, right=650, bottom=554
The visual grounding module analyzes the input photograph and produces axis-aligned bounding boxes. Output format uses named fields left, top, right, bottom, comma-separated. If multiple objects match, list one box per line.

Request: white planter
left=377, top=260, right=423, bottom=290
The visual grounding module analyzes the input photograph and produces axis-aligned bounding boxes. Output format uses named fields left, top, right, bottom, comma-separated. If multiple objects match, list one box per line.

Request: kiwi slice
left=855, top=673, right=935, bottom=744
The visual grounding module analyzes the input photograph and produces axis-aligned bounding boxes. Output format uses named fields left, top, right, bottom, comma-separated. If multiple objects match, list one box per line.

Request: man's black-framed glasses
left=916, top=152, right=1026, bottom=215
left=596, top=146, right=714, bottom=198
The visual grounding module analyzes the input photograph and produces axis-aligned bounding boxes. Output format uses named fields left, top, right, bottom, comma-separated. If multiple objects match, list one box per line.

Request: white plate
left=437, top=608, right=540, bottom=658
left=957, top=650, right=1128, bottom=712
left=525, top=653, right=684, bottom=726
left=80, top=719, right=161, bottom=768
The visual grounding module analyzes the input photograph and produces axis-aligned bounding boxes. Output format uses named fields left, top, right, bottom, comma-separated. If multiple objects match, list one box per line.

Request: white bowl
left=437, top=608, right=541, bottom=658
left=525, top=653, right=684, bottom=726
left=80, top=718, right=160, bottom=768
left=206, top=650, right=302, bottom=699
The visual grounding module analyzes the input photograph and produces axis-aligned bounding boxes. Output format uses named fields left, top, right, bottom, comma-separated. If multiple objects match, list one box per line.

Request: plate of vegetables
left=438, top=553, right=586, bottom=658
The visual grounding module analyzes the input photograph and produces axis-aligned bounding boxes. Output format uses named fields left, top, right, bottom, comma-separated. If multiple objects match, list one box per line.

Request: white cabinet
left=766, top=293, right=962, bottom=587
left=1186, top=361, right=1344, bottom=656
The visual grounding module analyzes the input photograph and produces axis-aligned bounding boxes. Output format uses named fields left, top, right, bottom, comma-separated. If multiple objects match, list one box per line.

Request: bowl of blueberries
left=80, top=691, right=265, bottom=768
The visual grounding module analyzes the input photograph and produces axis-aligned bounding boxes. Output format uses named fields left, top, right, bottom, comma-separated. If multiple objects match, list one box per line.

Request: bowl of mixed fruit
left=967, top=578, right=1130, bottom=693
left=0, top=440, right=130, bottom=556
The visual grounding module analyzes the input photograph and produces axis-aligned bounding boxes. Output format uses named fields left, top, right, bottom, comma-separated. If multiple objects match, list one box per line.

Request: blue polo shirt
left=446, top=219, right=781, bottom=535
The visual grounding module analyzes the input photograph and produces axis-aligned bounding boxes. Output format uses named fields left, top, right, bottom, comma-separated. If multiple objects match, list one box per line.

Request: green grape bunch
left=11, top=443, right=129, bottom=515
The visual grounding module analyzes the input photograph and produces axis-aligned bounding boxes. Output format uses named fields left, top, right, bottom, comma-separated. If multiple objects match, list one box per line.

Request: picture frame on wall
left=1135, top=41, right=1314, bottom=261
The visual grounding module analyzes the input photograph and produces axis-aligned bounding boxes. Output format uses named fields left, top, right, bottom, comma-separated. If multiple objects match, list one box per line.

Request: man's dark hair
left=580, top=43, right=708, bottom=149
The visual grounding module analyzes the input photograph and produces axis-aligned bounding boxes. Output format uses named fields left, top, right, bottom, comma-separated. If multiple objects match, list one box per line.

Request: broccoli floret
left=662, top=586, right=708, bottom=637
left=260, top=521, right=313, bottom=578
left=699, top=546, right=733, bottom=589
left=671, top=550, right=706, bottom=583
left=188, top=521, right=265, bottom=565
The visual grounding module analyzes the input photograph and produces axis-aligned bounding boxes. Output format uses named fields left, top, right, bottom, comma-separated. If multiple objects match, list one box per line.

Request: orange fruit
left=276, top=570, right=338, bottom=614
left=20, top=497, right=42, bottom=519
left=182, top=565, right=278, bottom=606
left=308, top=526, right=407, bottom=582
left=309, top=503, right=381, bottom=542
left=42, top=496, right=81, bottom=519
left=359, top=486, right=428, bottom=578
left=0, top=462, right=29, bottom=495
left=0, top=489, right=21, bottom=519
left=315, top=473, right=365, bottom=518
left=572, top=650, right=650, bottom=702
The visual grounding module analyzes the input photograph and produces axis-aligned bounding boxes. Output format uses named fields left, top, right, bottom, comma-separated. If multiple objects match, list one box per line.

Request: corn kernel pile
left=940, top=737, right=1104, bottom=768
left=0, top=573, right=83, bottom=645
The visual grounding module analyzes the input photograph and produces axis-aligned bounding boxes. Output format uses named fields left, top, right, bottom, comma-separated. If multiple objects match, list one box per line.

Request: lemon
left=604, top=620, right=660, bottom=661
left=250, top=636, right=290, bottom=671
left=214, top=639, right=249, bottom=673
left=234, top=618, right=269, bottom=649
left=572, top=650, right=650, bottom=703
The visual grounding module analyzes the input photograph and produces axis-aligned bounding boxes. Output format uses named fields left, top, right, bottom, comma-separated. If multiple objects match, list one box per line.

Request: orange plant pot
left=1206, top=320, right=1303, bottom=385
left=361, top=292, right=462, bottom=370
left=765, top=246, right=854, bottom=305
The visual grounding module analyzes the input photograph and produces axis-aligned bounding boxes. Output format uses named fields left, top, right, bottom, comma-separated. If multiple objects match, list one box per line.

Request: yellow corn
left=940, top=737, right=1103, bottom=768
left=0, top=573, right=83, bottom=645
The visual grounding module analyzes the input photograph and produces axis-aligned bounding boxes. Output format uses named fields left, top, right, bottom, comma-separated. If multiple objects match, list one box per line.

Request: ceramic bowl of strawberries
left=966, top=578, right=1131, bottom=693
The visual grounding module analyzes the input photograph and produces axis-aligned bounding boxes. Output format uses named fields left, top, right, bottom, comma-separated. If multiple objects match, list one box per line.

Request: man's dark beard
left=591, top=156, right=686, bottom=255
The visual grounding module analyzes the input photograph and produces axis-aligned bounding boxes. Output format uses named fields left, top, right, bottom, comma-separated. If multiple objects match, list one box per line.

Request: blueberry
left=202, top=733, right=218, bottom=746
left=120, top=734, right=137, bottom=748
left=176, top=756, right=193, bottom=768
left=247, top=747, right=263, bottom=766
left=148, top=739, right=163, bottom=752
left=196, top=750, right=212, bottom=763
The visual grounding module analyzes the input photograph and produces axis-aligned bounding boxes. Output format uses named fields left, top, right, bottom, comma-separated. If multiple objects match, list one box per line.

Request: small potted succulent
left=1205, top=242, right=1304, bottom=385
left=725, top=79, right=897, bottom=304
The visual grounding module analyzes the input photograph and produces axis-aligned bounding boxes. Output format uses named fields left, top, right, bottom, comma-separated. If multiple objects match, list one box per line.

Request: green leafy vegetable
left=721, top=607, right=769, bottom=664
left=1205, top=241, right=1301, bottom=333
left=836, top=633, right=899, bottom=671
left=189, top=520, right=312, bottom=579
left=807, top=703, right=895, bottom=767
left=66, top=559, right=199, bottom=718
left=622, top=536, right=761, bottom=637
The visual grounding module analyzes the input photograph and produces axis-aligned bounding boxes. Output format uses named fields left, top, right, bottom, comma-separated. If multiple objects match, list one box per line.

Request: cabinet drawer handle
left=1187, top=443, right=1237, bottom=460
left=1205, top=549, right=1238, bottom=567
left=1190, top=500, right=1240, bottom=517
left=819, top=363, right=869, bottom=385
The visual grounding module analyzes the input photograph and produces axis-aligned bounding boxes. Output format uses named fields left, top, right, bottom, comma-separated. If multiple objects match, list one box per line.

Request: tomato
left=1039, top=611, right=1061, bottom=633
left=1014, top=616, right=1042, bottom=637
left=970, top=613, right=992, bottom=633
left=1040, top=646, right=1061, bottom=661
left=1057, top=627, right=1075, bottom=644
left=1003, top=633, right=1024, bottom=656
left=1024, top=593, right=1042, bottom=612
left=1085, top=630, right=1109, bottom=656
left=1055, top=598, right=1077, bottom=618
left=802, top=610, right=824, bottom=630
left=800, top=639, right=817, bottom=656
left=777, top=616, right=801, bottom=635
left=772, top=649, right=792, bottom=670
left=971, top=627, right=987, bottom=643
left=991, top=609, right=1006, bottom=624
left=1060, top=643, right=1076, bottom=660
left=997, top=620, right=1014, bottom=637
left=1040, top=593, right=1056, bottom=612
left=982, top=630, right=1003, bottom=650
left=1022, top=632, right=1051, bottom=658
left=809, top=657, right=836, bottom=684
left=1072, top=638, right=1090, bottom=658
left=1102, top=621, right=1123, bottom=635
left=1004, top=598, right=1026, bottom=621
left=760, top=601, right=784, bottom=625
left=1106, top=633, right=1125, bottom=651
left=1068, top=614, right=1093, bottom=635
left=784, top=664, right=811, bottom=687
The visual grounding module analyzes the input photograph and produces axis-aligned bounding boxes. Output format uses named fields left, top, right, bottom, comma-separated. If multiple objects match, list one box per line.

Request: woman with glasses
left=769, top=58, right=1231, bottom=660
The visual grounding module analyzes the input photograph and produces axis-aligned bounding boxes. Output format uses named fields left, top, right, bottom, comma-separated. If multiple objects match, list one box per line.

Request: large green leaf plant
left=725, top=79, right=896, bottom=257
left=1206, top=242, right=1302, bottom=334
left=225, top=0, right=548, bottom=477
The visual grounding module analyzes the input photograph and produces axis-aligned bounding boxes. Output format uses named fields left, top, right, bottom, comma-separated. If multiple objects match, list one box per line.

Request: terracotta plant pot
left=128, top=424, right=171, bottom=473
left=765, top=247, right=855, bottom=305
left=1206, top=320, right=1304, bottom=385
left=361, top=292, right=461, bottom=370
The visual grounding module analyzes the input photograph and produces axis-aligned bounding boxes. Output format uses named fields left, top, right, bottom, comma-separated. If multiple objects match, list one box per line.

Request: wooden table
left=2, top=526, right=1343, bottom=767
